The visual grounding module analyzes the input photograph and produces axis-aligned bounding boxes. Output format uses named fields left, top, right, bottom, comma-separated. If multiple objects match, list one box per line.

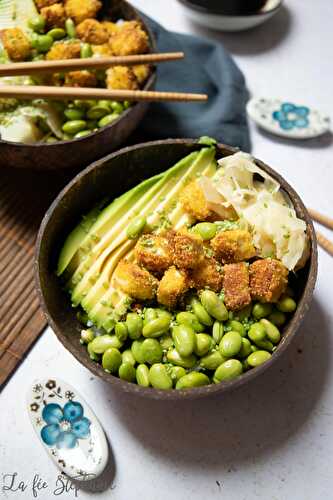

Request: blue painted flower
left=40, top=402, right=91, bottom=449
left=272, top=102, right=310, bottom=130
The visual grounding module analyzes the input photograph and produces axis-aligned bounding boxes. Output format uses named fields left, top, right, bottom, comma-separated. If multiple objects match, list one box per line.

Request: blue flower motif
left=272, top=102, right=310, bottom=130
left=40, top=402, right=91, bottom=449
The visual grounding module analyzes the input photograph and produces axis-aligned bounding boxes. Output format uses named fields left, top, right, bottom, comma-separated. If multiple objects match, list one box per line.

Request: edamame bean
left=159, top=335, right=174, bottom=350
left=87, top=342, right=99, bottom=361
left=98, top=113, right=119, bottom=128
left=200, top=290, right=228, bottom=321
left=242, top=359, right=250, bottom=371
left=64, top=108, right=85, bottom=120
left=176, top=312, right=204, bottom=332
left=86, top=119, right=98, bottom=130
left=268, top=310, right=286, bottom=326
left=131, top=340, right=145, bottom=364
left=200, top=350, right=226, bottom=370
left=166, top=349, right=197, bottom=368
left=141, top=338, right=163, bottom=365
left=122, top=349, right=136, bottom=366
left=238, top=338, right=252, bottom=358
left=32, top=34, right=53, bottom=53
left=169, top=366, right=186, bottom=383
left=149, top=364, right=173, bottom=390
left=172, top=324, right=196, bottom=357
left=80, top=328, right=94, bottom=344
left=213, top=359, right=243, bottom=383
left=248, top=323, right=267, bottom=344
left=233, top=303, right=252, bottom=321
left=212, top=320, right=224, bottom=343
left=254, top=339, right=274, bottom=352
left=277, top=296, right=297, bottom=313
left=123, top=100, right=131, bottom=109
left=110, top=101, right=124, bottom=114
left=226, top=320, right=245, bottom=337
left=62, top=120, right=87, bottom=135
left=252, top=302, right=273, bottom=319
left=219, top=331, right=242, bottom=357
left=90, top=334, right=122, bottom=354
left=136, top=364, right=150, bottom=387
left=48, top=28, right=66, bottom=40
left=156, top=309, right=172, bottom=322
left=251, top=345, right=259, bottom=353
left=65, top=18, right=76, bottom=38
left=102, top=347, right=122, bottom=373
left=87, top=104, right=109, bottom=120
left=126, top=312, right=143, bottom=340
left=126, top=215, right=147, bottom=239
left=74, top=130, right=90, bottom=139
left=247, top=350, right=271, bottom=367
left=118, top=362, right=136, bottom=382
left=144, top=307, right=158, bottom=325
left=191, top=298, right=213, bottom=326
left=80, top=42, right=92, bottom=58
left=142, top=316, right=170, bottom=338
left=194, top=333, right=213, bottom=357
left=115, top=322, right=128, bottom=342
left=28, top=15, right=45, bottom=33
left=259, top=319, right=281, bottom=344
left=192, top=222, right=217, bottom=240
left=176, top=372, right=210, bottom=390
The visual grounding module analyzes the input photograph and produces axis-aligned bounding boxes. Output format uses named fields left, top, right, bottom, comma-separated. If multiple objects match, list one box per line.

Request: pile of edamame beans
left=79, top=289, right=297, bottom=391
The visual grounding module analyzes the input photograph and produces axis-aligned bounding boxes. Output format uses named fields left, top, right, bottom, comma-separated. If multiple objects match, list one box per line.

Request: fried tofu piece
left=35, top=0, right=60, bottom=9
left=1, top=28, right=31, bottom=61
left=76, top=19, right=109, bottom=44
left=113, top=260, right=158, bottom=301
left=172, top=231, right=204, bottom=270
left=64, top=0, right=101, bottom=24
left=135, top=234, right=173, bottom=274
left=157, top=266, right=189, bottom=309
left=249, top=258, right=288, bottom=303
left=132, top=64, right=151, bottom=85
left=92, top=43, right=113, bottom=57
left=211, top=230, right=256, bottom=264
left=41, top=4, right=66, bottom=28
left=223, top=262, right=251, bottom=311
left=101, top=20, right=119, bottom=36
left=109, top=20, right=149, bottom=56
left=190, top=256, right=223, bottom=292
left=46, top=41, right=81, bottom=60
left=106, top=65, right=139, bottom=90
left=180, top=180, right=213, bottom=221
left=64, top=70, right=97, bottom=87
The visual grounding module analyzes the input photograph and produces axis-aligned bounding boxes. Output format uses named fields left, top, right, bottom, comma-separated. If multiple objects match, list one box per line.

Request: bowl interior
left=35, top=140, right=317, bottom=400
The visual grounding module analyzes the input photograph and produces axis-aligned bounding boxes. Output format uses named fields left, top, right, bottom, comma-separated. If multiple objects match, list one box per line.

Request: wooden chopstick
left=0, top=85, right=207, bottom=102
left=0, top=52, right=185, bottom=76
left=308, top=208, right=333, bottom=231
left=316, top=231, right=333, bottom=258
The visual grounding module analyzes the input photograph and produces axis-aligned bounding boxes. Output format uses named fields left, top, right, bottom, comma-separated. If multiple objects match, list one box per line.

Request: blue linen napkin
left=137, top=13, right=250, bottom=152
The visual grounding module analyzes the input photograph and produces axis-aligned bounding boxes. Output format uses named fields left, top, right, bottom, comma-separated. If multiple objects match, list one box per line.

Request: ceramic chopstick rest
left=27, top=378, right=108, bottom=481
left=247, top=97, right=330, bottom=139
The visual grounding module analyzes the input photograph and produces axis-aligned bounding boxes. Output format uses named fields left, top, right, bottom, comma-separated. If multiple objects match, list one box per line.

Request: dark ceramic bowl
left=0, top=0, right=156, bottom=171
left=35, top=139, right=318, bottom=400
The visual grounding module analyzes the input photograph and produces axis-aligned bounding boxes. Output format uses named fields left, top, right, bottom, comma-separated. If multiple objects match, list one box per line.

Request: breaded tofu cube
left=106, top=66, right=139, bottom=90
left=46, top=41, right=81, bottom=60
left=135, top=234, right=173, bottom=274
left=92, top=43, right=113, bottom=57
left=180, top=180, right=212, bottom=221
left=64, top=0, right=101, bottom=24
left=35, top=0, right=60, bottom=9
left=223, top=262, right=251, bottom=311
left=109, top=20, right=149, bottom=56
left=101, top=21, right=119, bottom=37
left=249, top=258, right=288, bottom=303
left=76, top=19, right=109, bottom=44
left=132, top=64, right=151, bottom=85
left=157, top=266, right=189, bottom=309
left=190, top=256, right=223, bottom=292
left=41, top=4, right=66, bottom=28
left=113, top=260, right=158, bottom=301
left=172, top=231, right=204, bottom=270
left=64, top=70, right=97, bottom=87
left=1, top=28, right=31, bottom=61
left=211, top=229, right=256, bottom=264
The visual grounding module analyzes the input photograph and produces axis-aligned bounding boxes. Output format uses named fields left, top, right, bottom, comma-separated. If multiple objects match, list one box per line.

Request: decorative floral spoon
left=27, top=378, right=108, bottom=481
left=247, top=97, right=330, bottom=139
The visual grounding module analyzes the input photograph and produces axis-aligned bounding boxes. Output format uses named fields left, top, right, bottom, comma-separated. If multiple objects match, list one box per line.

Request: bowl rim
left=35, top=138, right=318, bottom=400
left=0, top=0, right=157, bottom=149
left=177, top=0, right=282, bottom=17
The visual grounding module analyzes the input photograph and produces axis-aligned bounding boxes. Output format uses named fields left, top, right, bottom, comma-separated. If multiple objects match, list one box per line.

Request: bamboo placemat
left=0, top=167, right=72, bottom=390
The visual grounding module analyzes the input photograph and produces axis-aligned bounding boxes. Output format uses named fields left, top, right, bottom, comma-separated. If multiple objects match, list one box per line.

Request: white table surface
left=1, top=1, right=333, bottom=499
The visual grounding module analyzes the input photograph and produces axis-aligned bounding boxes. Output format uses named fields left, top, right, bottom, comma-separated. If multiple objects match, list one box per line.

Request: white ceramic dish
left=178, top=0, right=282, bottom=32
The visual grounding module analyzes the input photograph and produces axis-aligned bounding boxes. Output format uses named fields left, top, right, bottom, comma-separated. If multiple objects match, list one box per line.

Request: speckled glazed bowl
left=35, top=139, right=317, bottom=400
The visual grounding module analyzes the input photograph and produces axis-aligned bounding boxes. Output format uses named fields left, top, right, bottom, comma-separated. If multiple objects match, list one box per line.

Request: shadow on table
left=103, top=297, right=330, bottom=470
left=186, top=5, right=292, bottom=55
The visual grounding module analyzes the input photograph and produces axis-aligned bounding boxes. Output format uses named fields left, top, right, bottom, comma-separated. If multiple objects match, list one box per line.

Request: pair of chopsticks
left=308, top=208, right=333, bottom=257
left=0, top=52, right=208, bottom=102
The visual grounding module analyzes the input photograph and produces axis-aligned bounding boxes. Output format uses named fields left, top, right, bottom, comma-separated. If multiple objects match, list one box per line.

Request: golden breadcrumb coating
left=190, top=256, right=223, bottom=292
left=132, top=64, right=151, bottom=85
left=35, top=0, right=61, bottom=9
left=1, top=28, right=31, bottom=61
left=157, top=266, right=189, bottom=309
left=64, top=0, right=101, bottom=24
left=249, top=258, right=288, bottom=303
left=211, top=229, right=256, bottom=264
left=109, top=20, right=149, bottom=56
left=76, top=18, right=109, bottom=44
left=101, top=20, right=119, bottom=36
left=64, top=70, right=97, bottom=87
left=171, top=230, right=204, bottom=270
left=41, top=4, right=66, bottom=28
left=106, top=65, right=139, bottom=90
left=113, top=260, right=158, bottom=301
left=223, top=262, right=251, bottom=311
left=180, top=180, right=213, bottom=221
left=135, top=234, right=173, bottom=274
left=46, top=41, right=81, bottom=60
left=92, top=43, right=113, bottom=57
